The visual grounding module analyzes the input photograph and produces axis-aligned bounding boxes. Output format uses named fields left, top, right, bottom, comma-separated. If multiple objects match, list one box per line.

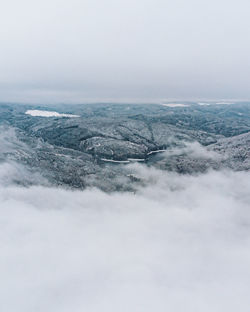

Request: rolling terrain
left=1, top=102, right=249, bottom=190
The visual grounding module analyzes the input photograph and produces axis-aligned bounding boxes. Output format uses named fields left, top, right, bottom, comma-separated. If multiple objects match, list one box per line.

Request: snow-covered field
left=197, top=102, right=235, bottom=106
left=25, top=110, right=80, bottom=118
left=162, top=103, right=189, bottom=107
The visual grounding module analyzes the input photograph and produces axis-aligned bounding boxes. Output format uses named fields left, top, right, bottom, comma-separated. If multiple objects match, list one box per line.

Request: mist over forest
left=0, top=102, right=250, bottom=311
left=1, top=0, right=250, bottom=310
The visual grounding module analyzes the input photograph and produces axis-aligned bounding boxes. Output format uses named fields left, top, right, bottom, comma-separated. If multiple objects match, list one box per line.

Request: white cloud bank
left=0, top=162, right=250, bottom=311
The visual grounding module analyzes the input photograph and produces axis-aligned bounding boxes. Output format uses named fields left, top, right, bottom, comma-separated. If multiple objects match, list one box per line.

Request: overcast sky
left=1, top=0, right=250, bottom=103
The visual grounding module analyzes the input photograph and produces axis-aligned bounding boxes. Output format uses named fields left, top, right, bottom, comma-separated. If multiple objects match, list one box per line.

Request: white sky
left=1, top=0, right=250, bottom=103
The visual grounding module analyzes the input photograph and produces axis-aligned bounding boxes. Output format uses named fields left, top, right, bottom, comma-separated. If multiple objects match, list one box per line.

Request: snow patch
left=147, top=149, right=166, bottom=155
left=216, top=102, right=235, bottom=105
left=197, top=102, right=211, bottom=106
left=162, top=103, right=189, bottom=107
left=25, top=110, right=80, bottom=118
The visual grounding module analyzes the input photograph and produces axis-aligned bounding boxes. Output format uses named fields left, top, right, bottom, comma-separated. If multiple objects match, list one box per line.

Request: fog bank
left=1, top=162, right=250, bottom=311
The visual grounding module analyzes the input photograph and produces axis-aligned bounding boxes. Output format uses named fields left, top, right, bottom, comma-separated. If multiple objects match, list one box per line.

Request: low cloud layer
left=1, top=161, right=250, bottom=311
left=162, top=141, right=223, bottom=160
